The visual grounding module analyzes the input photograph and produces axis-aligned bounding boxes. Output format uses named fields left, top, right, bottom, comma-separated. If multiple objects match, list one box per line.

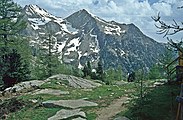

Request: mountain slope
left=22, top=5, right=166, bottom=72
left=65, top=9, right=165, bottom=72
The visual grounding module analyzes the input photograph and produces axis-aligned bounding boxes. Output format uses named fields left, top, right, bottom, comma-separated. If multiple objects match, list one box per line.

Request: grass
left=8, top=107, right=60, bottom=120
left=119, top=83, right=180, bottom=120
left=6, top=79, right=179, bottom=120
left=6, top=79, right=134, bottom=120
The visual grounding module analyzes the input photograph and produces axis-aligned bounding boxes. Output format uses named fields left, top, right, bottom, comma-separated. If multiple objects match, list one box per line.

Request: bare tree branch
left=152, top=13, right=183, bottom=37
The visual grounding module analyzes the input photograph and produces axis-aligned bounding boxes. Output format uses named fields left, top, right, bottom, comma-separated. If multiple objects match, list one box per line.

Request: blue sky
left=14, top=0, right=183, bottom=43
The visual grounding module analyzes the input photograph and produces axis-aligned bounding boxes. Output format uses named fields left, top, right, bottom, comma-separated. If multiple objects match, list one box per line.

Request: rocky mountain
left=22, top=5, right=166, bottom=73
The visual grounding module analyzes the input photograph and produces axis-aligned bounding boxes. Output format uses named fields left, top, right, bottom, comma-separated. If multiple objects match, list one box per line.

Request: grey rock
left=33, top=89, right=69, bottom=96
left=115, top=80, right=128, bottom=86
left=43, top=99, right=98, bottom=109
left=48, top=109, right=86, bottom=120
left=114, top=116, right=130, bottom=120
left=4, top=80, right=45, bottom=93
left=47, top=74, right=101, bottom=88
left=73, top=117, right=87, bottom=120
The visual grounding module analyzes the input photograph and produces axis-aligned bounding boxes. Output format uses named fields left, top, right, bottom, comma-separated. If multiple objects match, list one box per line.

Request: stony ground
left=0, top=74, right=165, bottom=120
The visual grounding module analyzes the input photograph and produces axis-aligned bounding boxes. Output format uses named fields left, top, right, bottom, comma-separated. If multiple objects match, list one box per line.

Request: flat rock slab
left=72, top=117, right=87, bottom=120
left=48, top=109, right=86, bottom=120
left=47, top=74, right=101, bottom=88
left=114, top=116, right=130, bottom=120
left=33, top=89, right=69, bottom=96
left=4, top=80, right=45, bottom=93
left=43, top=99, right=98, bottom=109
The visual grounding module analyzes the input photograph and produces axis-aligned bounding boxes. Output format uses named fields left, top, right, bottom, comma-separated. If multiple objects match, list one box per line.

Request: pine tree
left=0, top=49, right=30, bottom=87
left=82, top=64, right=89, bottom=78
left=87, top=61, right=92, bottom=76
left=35, top=29, right=60, bottom=78
left=0, top=0, right=26, bottom=47
left=96, top=60, right=105, bottom=81
left=0, top=0, right=29, bottom=87
left=82, top=61, right=92, bottom=78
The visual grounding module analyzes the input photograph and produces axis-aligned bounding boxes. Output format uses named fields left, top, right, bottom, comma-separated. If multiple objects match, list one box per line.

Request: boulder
left=3, top=80, right=45, bottom=95
left=48, top=109, right=86, bottom=120
left=47, top=74, right=101, bottom=88
left=43, top=99, right=98, bottom=109
left=33, top=89, right=69, bottom=96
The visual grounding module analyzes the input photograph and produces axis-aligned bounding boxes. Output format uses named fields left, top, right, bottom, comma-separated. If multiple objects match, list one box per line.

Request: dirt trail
left=96, top=96, right=129, bottom=120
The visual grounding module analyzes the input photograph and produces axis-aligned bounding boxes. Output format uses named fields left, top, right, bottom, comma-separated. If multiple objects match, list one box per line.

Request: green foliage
left=96, top=60, right=106, bottom=82
left=0, top=0, right=26, bottom=47
left=72, top=66, right=83, bottom=77
left=148, top=49, right=175, bottom=80
left=124, top=84, right=179, bottom=120
left=106, top=66, right=124, bottom=83
left=82, top=61, right=92, bottom=78
left=0, top=48, right=30, bottom=87
left=38, top=32, right=59, bottom=77
left=148, top=64, right=163, bottom=80
left=0, top=0, right=30, bottom=86
left=31, top=59, right=83, bottom=80
left=0, top=98, right=26, bottom=119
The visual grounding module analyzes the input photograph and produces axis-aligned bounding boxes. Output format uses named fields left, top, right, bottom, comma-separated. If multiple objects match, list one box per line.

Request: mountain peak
left=65, top=9, right=96, bottom=29
left=80, top=9, right=88, bottom=13
left=79, top=9, right=93, bottom=16
left=25, top=4, right=51, bottom=17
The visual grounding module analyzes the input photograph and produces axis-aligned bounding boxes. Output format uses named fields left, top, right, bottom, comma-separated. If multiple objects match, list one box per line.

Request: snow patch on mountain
left=25, top=4, right=71, bottom=33
left=64, top=37, right=80, bottom=55
left=94, top=16, right=125, bottom=36
left=28, top=18, right=51, bottom=30
left=67, top=37, right=80, bottom=47
left=104, top=25, right=124, bottom=36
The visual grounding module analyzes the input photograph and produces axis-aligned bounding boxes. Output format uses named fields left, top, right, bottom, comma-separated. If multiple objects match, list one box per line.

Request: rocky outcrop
left=47, top=74, right=101, bottom=88
left=2, top=80, right=45, bottom=96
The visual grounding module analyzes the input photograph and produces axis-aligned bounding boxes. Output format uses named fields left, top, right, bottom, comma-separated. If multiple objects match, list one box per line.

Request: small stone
left=31, top=99, right=38, bottom=103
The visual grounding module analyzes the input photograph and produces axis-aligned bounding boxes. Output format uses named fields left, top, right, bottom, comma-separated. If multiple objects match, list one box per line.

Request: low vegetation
left=118, top=83, right=180, bottom=120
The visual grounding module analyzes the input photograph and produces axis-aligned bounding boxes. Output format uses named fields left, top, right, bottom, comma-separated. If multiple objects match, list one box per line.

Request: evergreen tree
left=0, top=49, right=30, bottom=87
left=34, top=30, right=60, bottom=78
left=148, top=64, right=162, bottom=79
left=82, top=61, right=92, bottom=78
left=115, top=65, right=123, bottom=80
left=0, top=0, right=29, bottom=87
left=87, top=61, right=92, bottom=76
left=0, top=0, right=26, bottom=47
left=96, top=60, right=105, bottom=81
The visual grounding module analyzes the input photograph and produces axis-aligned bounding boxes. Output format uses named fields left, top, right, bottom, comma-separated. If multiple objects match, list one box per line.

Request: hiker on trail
left=127, top=72, right=135, bottom=82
